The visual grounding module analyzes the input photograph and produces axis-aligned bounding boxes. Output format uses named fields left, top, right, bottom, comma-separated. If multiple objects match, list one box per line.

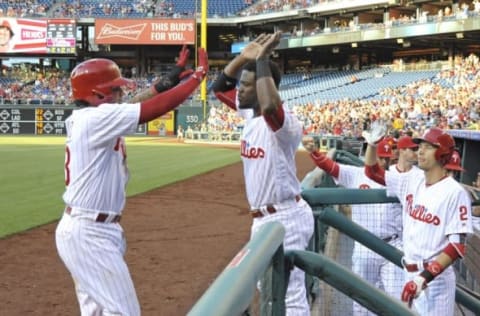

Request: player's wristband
left=256, top=56, right=271, bottom=79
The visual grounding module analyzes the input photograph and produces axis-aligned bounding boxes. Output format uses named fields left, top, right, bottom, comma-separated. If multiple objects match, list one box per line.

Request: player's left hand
left=176, top=45, right=190, bottom=68
left=302, top=136, right=317, bottom=153
left=401, top=275, right=426, bottom=308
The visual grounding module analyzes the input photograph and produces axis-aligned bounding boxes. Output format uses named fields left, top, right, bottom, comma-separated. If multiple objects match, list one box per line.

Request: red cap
left=444, top=151, right=465, bottom=172
left=376, top=139, right=395, bottom=158
left=397, top=136, right=418, bottom=150
left=0, top=20, right=11, bottom=29
left=383, top=136, right=397, bottom=149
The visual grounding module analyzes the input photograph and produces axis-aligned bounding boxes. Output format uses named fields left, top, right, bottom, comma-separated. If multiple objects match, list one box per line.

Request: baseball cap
left=444, top=151, right=465, bottom=172
left=0, top=20, right=11, bottom=30
left=376, top=139, right=395, bottom=158
left=397, top=136, right=418, bottom=150
left=383, top=136, right=397, bottom=149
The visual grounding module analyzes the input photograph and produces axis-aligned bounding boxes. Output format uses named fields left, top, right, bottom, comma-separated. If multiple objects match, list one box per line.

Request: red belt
left=251, top=195, right=301, bottom=218
left=404, top=261, right=429, bottom=272
left=65, top=206, right=121, bottom=223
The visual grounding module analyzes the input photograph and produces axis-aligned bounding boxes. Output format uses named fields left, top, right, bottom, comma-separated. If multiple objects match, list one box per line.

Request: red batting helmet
left=70, top=58, right=134, bottom=106
left=413, top=127, right=455, bottom=165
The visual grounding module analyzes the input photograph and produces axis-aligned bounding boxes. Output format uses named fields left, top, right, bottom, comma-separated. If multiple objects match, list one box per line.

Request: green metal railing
left=302, top=188, right=480, bottom=314
left=188, top=222, right=286, bottom=316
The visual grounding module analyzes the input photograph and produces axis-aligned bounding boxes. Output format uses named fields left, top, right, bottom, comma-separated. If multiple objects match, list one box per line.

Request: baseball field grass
left=0, top=135, right=240, bottom=238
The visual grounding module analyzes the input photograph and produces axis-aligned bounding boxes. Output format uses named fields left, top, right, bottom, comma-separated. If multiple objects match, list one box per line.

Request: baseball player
left=364, top=126, right=473, bottom=315
left=212, top=32, right=314, bottom=315
left=55, top=47, right=208, bottom=315
left=303, top=137, right=405, bottom=315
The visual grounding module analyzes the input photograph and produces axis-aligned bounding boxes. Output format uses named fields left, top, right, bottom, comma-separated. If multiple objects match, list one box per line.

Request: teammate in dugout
left=302, top=137, right=406, bottom=315
left=212, top=32, right=314, bottom=315
left=363, top=125, right=473, bottom=315
left=55, top=45, right=208, bottom=315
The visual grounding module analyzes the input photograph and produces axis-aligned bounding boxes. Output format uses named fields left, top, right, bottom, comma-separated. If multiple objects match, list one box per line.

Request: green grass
left=0, top=136, right=240, bottom=238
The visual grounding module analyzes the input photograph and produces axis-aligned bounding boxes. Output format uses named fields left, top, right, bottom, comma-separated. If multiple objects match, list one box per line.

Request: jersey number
left=459, top=205, right=468, bottom=221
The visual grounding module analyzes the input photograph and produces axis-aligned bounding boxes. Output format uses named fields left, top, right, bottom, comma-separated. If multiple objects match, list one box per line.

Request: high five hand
left=256, top=31, right=282, bottom=59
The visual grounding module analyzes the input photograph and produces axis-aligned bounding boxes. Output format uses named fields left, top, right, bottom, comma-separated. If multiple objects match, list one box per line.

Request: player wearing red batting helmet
left=70, top=58, right=135, bottom=106
left=364, top=125, right=472, bottom=315
left=413, top=127, right=455, bottom=166
left=56, top=46, right=208, bottom=316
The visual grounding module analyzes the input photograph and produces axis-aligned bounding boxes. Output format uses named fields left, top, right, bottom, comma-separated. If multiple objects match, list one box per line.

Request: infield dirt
left=0, top=149, right=314, bottom=315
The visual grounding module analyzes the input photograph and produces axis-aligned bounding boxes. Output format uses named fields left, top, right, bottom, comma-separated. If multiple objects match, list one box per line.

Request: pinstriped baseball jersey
left=56, top=102, right=142, bottom=316
left=63, top=103, right=141, bottom=213
left=385, top=172, right=473, bottom=262
left=240, top=106, right=302, bottom=209
left=336, top=164, right=402, bottom=238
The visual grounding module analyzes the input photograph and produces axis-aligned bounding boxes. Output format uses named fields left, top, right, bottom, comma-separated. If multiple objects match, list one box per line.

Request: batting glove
left=176, top=45, right=190, bottom=68
left=192, top=47, right=209, bottom=82
left=401, top=275, right=426, bottom=308
left=362, top=119, right=387, bottom=146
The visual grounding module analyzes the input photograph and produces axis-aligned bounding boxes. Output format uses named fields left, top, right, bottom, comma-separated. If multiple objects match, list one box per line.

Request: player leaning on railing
left=363, top=122, right=473, bottom=315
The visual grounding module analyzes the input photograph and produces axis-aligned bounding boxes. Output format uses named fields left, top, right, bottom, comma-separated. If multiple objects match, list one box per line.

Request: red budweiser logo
left=97, top=23, right=146, bottom=40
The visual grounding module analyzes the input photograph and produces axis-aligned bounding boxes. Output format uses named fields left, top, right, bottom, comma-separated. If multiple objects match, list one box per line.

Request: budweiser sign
left=94, top=19, right=196, bottom=45
left=97, top=23, right=146, bottom=41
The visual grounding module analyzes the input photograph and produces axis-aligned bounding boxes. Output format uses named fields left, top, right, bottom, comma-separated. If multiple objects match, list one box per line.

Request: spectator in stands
left=0, top=19, right=14, bottom=53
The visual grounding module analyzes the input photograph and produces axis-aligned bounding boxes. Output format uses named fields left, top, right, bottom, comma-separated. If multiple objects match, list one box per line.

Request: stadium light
left=351, top=42, right=358, bottom=48
left=397, top=38, right=404, bottom=44
left=456, top=32, right=464, bottom=39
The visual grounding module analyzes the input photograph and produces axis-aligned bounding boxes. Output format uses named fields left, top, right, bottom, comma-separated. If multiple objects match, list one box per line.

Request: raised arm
left=212, top=34, right=267, bottom=110
left=128, top=45, right=192, bottom=103
left=138, top=48, right=208, bottom=124
left=255, top=31, right=282, bottom=117
left=363, top=121, right=388, bottom=185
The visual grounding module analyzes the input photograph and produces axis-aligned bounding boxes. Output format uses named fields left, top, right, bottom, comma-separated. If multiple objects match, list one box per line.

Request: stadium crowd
left=202, top=54, right=480, bottom=140
left=1, top=53, right=480, bottom=139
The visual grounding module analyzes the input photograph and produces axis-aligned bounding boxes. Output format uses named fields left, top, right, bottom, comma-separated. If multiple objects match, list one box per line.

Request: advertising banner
left=0, top=18, right=47, bottom=54
left=94, top=19, right=195, bottom=45
left=148, top=111, right=175, bottom=136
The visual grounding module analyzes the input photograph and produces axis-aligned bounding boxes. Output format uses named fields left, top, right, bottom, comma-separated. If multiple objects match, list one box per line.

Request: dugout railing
left=302, top=188, right=480, bottom=315
left=188, top=190, right=480, bottom=315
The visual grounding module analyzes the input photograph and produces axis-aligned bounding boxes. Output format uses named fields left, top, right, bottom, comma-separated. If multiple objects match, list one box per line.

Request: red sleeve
left=310, top=151, right=339, bottom=178
left=365, top=164, right=386, bottom=186
left=214, top=89, right=237, bottom=111
left=263, top=104, right=285, bottom=132
left=139, top=76, right=201, bottom=123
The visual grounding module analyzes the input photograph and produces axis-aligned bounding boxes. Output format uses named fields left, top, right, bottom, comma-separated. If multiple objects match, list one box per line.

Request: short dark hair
left=243, top=59, right=281, bottom=88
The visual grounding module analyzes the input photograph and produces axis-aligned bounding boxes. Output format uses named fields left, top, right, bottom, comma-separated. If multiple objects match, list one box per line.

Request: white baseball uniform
left=55, top=102, right=141, bottom=316
left=241, top=104, right=314, bottom=316
left=335, top=164, right=404, bottom=315
left=385, top=170, right=473, bottom=315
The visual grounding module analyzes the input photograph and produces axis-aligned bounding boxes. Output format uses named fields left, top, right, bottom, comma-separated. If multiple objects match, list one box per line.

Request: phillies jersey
left=240, top=107, right=302, bottom=209
left=385, top=172, right=473, bottom=262
left=62, top=103, right=141, bottom=214
left=336, top=164, right=402, bottom=239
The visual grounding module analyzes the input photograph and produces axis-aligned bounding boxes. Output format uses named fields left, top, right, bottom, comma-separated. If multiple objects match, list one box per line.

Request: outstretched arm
left=129, top=45, right=191, bottom=103
left=302, top=136, right=340, bottom=178
left=138, top=48, right=208, bottom=123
